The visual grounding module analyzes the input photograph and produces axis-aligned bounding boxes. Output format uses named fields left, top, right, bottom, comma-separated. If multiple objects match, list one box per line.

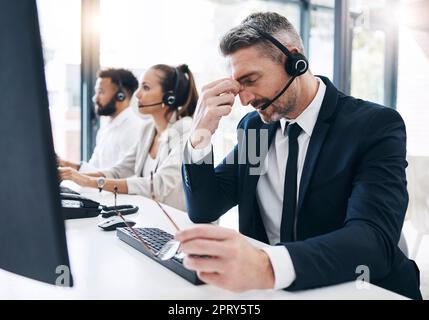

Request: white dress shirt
left=186, top=77, right=326, bottom=290
left=79, top=107, right=145, bottom=173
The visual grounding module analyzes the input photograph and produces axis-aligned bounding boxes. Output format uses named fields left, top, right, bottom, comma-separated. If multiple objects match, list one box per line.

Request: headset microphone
left=138, top=101, right=163, bottom=108
left=259, top=75, right=296, bottom=111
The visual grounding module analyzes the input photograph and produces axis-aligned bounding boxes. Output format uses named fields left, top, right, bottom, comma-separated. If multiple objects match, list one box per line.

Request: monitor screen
left=0, top=0, right=73, bottom=286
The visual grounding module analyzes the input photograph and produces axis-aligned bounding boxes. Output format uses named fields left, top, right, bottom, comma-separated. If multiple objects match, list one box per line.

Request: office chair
left=406, top=155, right=429, bottom=259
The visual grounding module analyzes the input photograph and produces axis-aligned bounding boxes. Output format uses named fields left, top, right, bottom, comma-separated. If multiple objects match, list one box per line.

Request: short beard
left=272, top=94, right=297, bottom=118
left=257, top=91, right=298, bottom=124
left=96, top=97, right=117, bottom=116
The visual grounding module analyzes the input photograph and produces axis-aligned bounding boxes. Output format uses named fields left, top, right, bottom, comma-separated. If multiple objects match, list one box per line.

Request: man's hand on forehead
left=189, top=77, right=241, bottom=149
left=207, top=78, right=240, bottom=97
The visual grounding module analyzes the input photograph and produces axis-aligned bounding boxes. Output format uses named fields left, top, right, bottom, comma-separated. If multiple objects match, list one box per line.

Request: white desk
left=0, top=186, right=408, bottom=300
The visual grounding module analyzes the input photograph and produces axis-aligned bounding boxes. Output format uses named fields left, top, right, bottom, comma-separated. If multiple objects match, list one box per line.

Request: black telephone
left=60, top=193, right=101, bottom=220
left=60, top=193, right=139, bottom=220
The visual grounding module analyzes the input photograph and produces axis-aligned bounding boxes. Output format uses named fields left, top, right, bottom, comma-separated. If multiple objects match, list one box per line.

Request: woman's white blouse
left=101, top=115, right=192, bottom=211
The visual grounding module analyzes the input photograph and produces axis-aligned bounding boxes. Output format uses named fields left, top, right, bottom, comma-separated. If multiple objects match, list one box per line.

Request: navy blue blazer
left=182, top=76, right=421, bottom=299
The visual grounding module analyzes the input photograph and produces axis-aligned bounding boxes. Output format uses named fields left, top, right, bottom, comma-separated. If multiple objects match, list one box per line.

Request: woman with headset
left=59, top=64, right=198, bottom=211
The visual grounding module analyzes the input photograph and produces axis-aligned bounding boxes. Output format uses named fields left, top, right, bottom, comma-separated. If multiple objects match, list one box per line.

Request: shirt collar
left=280, top=77, right=326, bottom=137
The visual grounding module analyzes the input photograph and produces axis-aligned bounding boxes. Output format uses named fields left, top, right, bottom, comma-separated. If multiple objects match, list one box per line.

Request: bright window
left=99, top=0, right=300, bottom=163
left=396, top=2, right=429, bottom=156
left=309, top=4, right=335, bottom=80
left=349, top=0, right=387, bottom=105
left=37, top=0, right=81, bottom=162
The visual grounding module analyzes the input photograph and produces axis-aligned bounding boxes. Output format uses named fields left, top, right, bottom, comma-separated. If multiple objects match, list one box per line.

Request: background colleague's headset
left=91, top=76, right=127, bottom=106
left=138, top=67, right=180, bottom=108
left=114, top=76, right=126, bottom=102
left=247, top=25, right=309, bottom=110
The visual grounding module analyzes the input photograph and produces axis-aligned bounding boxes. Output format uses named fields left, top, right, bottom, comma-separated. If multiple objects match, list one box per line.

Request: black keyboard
left=117, top=227, right=203, bottom=285
left=60, top=186, right=80, bottom=195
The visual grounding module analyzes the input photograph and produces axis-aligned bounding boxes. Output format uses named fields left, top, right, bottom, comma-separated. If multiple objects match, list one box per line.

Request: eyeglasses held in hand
left=112, top=186, right=157, bottom=256
left=113, top=185, right=181, bottom=261
left=149, top=172, right=183, bottom=260
left=150, top=171, right=181, bottom=232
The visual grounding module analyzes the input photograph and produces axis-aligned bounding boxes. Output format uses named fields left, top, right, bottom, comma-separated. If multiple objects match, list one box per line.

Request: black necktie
left=280, top=122, right=302, bottom=242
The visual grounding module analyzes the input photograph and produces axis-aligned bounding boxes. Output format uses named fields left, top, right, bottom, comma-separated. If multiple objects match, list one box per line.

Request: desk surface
left=0, top=185, right=408, bottom=300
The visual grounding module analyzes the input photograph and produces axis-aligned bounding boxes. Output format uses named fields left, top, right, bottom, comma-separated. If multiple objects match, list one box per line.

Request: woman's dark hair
left=151, top=64, right=198, bottom=119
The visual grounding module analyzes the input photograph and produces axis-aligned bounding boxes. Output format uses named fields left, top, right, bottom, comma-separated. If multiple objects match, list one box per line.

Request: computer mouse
left=98, top=216, right=136, bottom=231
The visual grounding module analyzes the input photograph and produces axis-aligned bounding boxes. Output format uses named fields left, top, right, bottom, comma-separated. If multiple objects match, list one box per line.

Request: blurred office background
left=37, top=0, right=429, bottom=298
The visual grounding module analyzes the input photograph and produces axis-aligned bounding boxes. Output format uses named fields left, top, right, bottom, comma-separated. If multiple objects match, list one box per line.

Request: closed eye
left=241, top=78, right=258, bottom=86
left=236, top=72, right=261, bottom=87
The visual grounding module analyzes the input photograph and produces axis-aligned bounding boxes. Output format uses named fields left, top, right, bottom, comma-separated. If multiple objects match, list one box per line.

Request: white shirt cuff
left=261, top=245, right=296, bottom=290
left=185, top=139, right=212, bottom=163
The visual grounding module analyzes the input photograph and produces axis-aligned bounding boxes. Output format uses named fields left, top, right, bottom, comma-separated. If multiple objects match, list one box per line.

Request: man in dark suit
left=176, top=12, right=422, bottom=299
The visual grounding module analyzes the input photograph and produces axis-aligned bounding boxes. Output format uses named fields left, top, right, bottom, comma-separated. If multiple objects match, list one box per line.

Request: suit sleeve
left=181, top=118, right=250, bottom=223
left=182, top=144, right=240, bottom=223
left=283, top=107, right=408, bottom=291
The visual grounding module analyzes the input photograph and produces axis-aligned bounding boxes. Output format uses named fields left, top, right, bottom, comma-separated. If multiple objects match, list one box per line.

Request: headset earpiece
left=162, top=90, right=177, bottom=107
left=116, top=90, right=126, bottom=102
left=285, top=52, right=308, bottom=77
left=162, top=68, right=180, bottom=108
left=114, top=75, right=126, bottom=102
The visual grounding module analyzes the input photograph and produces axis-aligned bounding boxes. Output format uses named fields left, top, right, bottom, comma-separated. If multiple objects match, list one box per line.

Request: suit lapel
left=297, top=76, right=340, bottom=213
left=297, top=123, right=330, bottom=212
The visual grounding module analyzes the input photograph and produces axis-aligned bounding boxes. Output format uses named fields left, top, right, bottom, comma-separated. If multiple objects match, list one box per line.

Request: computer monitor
left=0, top=1, right=73, bottom=286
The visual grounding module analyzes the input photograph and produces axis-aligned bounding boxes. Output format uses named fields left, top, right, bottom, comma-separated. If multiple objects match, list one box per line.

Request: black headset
left=115, top=76, right=126, bottom=102
left=138, top=67, right=181, bottom=109
left=100, top=204, right=139, bottom=218
left=248, top=25, right=308, bottom=77
left=162, top=67, right=180, bottom=107
left=247, top=25, right=309, bottom=110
